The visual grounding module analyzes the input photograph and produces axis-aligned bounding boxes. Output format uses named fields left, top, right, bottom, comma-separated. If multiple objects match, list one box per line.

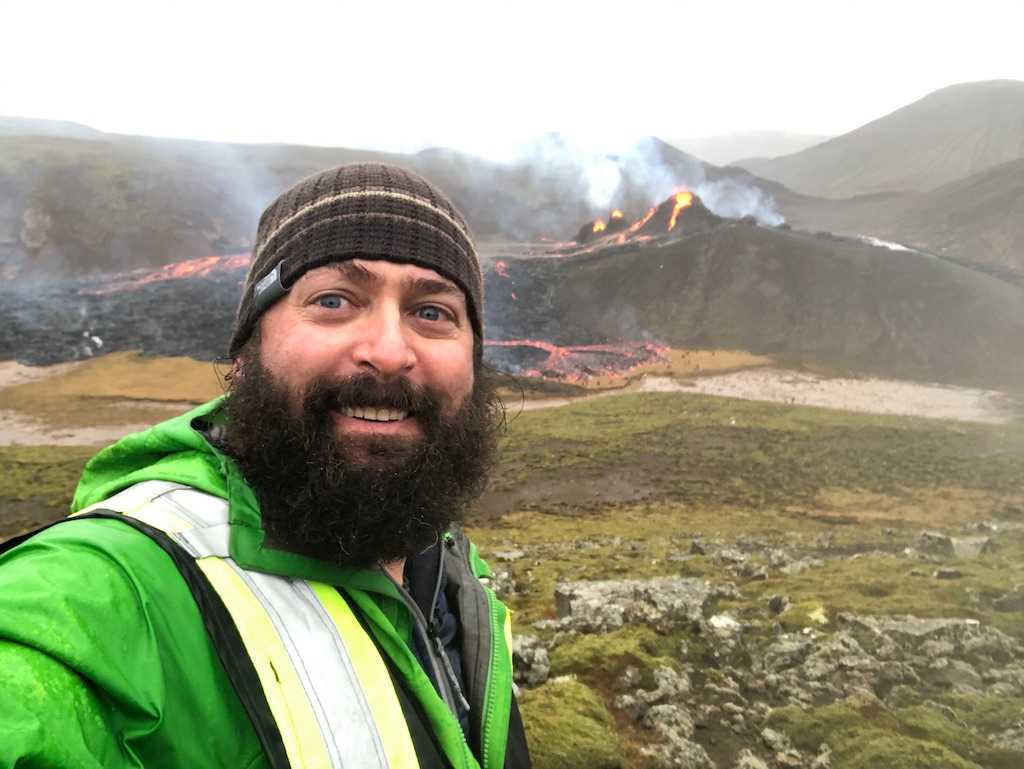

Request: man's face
left=257, top=258, right=476, bottom=455
left=224, top=258, right=497, bottom=568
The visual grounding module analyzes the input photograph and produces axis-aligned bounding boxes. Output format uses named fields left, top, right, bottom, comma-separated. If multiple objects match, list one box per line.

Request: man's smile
left=330, top=407, right=422, bottom=436
left=339, top=406, right=408, bottom=422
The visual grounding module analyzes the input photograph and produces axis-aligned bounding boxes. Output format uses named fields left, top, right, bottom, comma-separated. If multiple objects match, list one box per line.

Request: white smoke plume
left=509, top=134, right=785, bottom=228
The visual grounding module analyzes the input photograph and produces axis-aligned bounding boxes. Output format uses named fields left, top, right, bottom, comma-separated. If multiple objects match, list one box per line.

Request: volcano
left=5, top=205, right=1024, bottom=391
left=566, top=191, right=724, bottom=251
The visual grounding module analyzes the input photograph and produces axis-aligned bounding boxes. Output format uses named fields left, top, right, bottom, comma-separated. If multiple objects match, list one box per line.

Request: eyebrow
left=324, top=261, right=463, bottom=300
left=327, top=261, right=380, bottom=287
left=402, top=276, right=464, bottom=301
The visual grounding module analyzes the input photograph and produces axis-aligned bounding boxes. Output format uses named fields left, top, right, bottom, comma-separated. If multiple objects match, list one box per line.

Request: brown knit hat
left=229, top=162, right=482, bottom=357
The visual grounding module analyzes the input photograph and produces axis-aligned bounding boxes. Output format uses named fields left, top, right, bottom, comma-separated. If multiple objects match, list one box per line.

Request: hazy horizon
left=4, top=1, right=1024, bottom=161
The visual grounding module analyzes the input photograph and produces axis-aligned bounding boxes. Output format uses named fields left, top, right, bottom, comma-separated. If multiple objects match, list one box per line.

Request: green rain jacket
left=0, top=397, right=527, bottom=769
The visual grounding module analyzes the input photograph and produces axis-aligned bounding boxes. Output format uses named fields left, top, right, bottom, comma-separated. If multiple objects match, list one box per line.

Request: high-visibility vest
left=75, top=480, right=427, bottom=769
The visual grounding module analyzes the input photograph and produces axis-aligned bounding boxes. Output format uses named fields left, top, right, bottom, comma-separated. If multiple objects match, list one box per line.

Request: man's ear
left=228, top=322, right=263, bottom=385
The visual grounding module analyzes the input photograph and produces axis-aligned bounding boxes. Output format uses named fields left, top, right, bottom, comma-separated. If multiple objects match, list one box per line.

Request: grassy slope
left=0, top=351, right=226, bottom=427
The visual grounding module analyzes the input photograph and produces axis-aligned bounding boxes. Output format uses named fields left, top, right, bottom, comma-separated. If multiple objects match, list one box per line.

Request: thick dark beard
left=223, top=355, right=502, bottom=569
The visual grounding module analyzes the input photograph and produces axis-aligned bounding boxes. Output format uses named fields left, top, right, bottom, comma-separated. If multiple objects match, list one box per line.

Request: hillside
left=782, top=158, right=1024, bottom=273
left=486, top=217, right=1024, bottom=390
left=736, top=80, right=1024, bottom=198
left=0, top=116, right=103, bottom=140
left=670, top=131, right=830, bottom=167
left=0, top=126, right=789, bottom=281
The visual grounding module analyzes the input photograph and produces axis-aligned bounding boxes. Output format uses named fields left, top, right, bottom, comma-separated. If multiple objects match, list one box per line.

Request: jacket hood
left=72, top=397, right=231, bottom=512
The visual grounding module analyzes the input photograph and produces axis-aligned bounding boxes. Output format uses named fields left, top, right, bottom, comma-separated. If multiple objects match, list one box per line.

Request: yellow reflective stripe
left=197, top=558, right=332, bottom=769
left=119, top=500, right=195, bottom=535
left=311, top=583, right=420, bottom=769
left=503, top=610, right=513, bottom=676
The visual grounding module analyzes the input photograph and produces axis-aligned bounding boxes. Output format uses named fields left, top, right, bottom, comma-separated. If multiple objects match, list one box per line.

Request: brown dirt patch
left=0, top=351, right=224, bottom=430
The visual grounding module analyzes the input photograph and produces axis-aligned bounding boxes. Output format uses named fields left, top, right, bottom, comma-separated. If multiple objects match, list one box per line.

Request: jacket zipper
left=466, top=543, right=502, bottom=769
left=386, top=550, right=472, bottom=719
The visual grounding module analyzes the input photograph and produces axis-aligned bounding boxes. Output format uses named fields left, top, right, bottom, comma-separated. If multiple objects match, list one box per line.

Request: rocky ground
left=488, top=527, right=1024, bottom=769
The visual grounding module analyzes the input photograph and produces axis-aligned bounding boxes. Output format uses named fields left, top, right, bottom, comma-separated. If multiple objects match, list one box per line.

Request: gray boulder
left=553, top=577, right=717, bottom=633
left=511, top=635, right=550, bottom=687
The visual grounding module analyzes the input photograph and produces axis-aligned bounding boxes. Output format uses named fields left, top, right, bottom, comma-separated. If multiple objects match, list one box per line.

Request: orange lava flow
left=91, top=253, right=252, bottom=294
left=626, top=207, right=656, bottom=235
left=610, top=209, right=624, bottom=219
left=667, top=191, right=694, bottom=231
left=592, top=219, right=607, bottom=233
left=484, top=339, right=669, bottom=381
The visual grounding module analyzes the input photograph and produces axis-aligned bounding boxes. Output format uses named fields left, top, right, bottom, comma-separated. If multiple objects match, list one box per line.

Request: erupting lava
left=625, top=207, right=656, bottom=237
left=563, top=189, right=720, bottom=253
left=484, top=339, right=668, bottom=381
left=91, top=254, right=252, bottom=294
left=667, top=191, right=694, bottom=231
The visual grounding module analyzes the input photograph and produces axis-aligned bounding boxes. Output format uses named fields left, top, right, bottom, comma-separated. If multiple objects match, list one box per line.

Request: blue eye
left=417, top=306, right=444, bottom=322
left=317, top=295, right=346, bottom=309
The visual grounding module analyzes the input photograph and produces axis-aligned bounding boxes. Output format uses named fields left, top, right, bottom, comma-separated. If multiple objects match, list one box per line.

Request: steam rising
left=510, top=134, right=784, bottom=228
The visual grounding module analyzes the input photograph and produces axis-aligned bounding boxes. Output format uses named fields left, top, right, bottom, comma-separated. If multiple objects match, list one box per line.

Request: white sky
left=3, top=0, right=1023, bottom=160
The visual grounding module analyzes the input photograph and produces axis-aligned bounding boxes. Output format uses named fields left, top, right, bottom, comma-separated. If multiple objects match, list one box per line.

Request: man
left=0, top=163, right=531, bottom=769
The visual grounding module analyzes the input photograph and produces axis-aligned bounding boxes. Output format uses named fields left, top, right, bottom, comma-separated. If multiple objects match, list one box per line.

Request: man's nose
left=352, top=305, right=416, bottom=377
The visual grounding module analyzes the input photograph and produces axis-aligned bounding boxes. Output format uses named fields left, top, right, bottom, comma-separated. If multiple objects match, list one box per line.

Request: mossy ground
left=2, top=371, right=1024, bottom=767
left=467, top=392, right=1024, bottom=768
left=768, top=693, right=1023, bottom=769
left=518, top=677, right=625, bottom=769
left=0, top=445, right=96, bottom=537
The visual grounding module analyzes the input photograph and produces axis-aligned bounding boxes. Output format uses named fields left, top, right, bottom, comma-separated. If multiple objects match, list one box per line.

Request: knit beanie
left=228, top=162, right=482, bottom=357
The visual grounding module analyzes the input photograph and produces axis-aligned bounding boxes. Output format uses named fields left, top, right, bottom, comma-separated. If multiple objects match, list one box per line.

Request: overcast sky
left=4, top=0, right=1023, bottom=160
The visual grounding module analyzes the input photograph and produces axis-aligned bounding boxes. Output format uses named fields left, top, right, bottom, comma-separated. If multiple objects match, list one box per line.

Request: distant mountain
left=735, top=81, right=1024, bottom=198
left=782, top=157, right=1024, bottom=273
left=0, top=116, right=104, bottom=140
left=669, top=131, right=830, bottom=167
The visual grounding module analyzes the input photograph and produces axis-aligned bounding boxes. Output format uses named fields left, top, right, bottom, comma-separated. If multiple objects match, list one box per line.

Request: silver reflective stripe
left=176, top=524, right=232, bottom=558
left=105, top=482, right=394, bottom=769
left=227, top=564, right=391, bottom=769
left=77, top=480, right=192, bottom=516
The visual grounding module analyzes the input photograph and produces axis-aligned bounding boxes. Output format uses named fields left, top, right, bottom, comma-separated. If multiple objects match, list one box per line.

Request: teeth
left=340, top=407, right=408, bottom=422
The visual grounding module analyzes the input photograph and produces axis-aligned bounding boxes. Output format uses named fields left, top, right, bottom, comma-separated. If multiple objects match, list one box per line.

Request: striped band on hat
left=229, top=163, right=483, bottom=357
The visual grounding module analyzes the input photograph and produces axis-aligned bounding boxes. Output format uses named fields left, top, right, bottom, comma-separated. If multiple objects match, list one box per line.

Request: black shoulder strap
left=2, top=513, right=290, bottom=769
left=504, top=693, right=532, bottom=769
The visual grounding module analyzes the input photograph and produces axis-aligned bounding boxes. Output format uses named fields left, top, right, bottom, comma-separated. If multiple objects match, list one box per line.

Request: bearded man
left=0, top=163, right=531, bottom=769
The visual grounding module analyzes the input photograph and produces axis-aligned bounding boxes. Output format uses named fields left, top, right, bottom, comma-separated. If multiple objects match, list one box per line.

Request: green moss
left=768, top=693, right=1022, bottom=769
left=841, top=733, right=982, bottom=769
left=741, top=531, right=1024, bottom=638
left=491, top=391, right=1024, bottom=510
left=549, top=626, right=678, bottom=689
left=518, top=677, right=625, bottom=769
left=0, top=445, right=93, bottom=540
left=0, top=445, right=92, bottom=508
left=936, top=693, right=1024, bottom=736
left=776, top=600, right=831, bottom=631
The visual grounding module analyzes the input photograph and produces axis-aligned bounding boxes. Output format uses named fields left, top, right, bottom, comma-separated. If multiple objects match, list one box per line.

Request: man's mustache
left=303, top=373, right=442, bottom=419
